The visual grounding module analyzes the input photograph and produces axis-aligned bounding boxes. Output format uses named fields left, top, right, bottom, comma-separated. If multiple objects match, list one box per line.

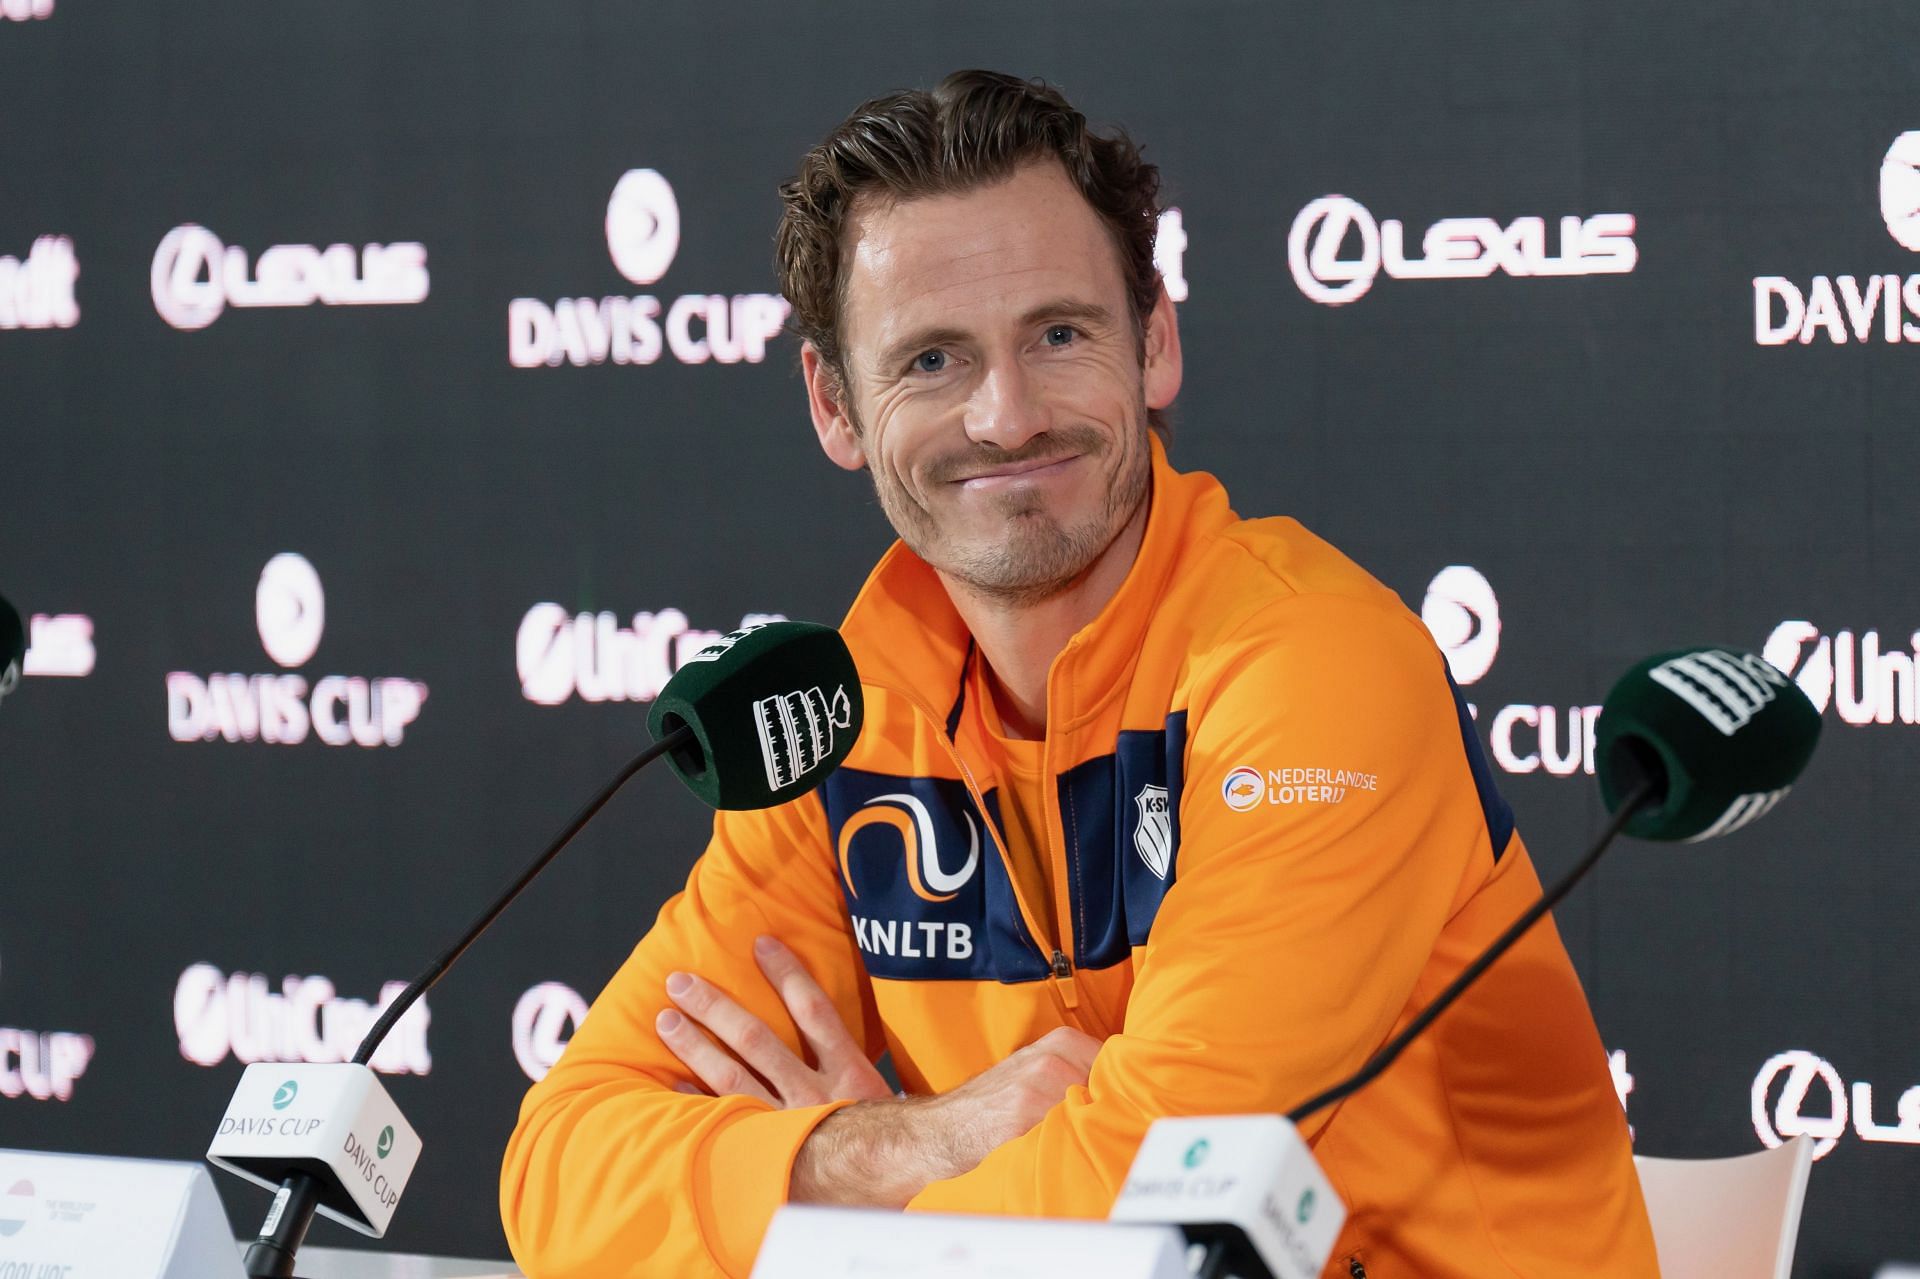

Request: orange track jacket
left=501, top=440, right=1659, bottom=1277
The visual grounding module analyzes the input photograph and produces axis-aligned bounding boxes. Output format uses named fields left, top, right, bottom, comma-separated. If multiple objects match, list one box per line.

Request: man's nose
left=963, top=357, right=1051, bottom=451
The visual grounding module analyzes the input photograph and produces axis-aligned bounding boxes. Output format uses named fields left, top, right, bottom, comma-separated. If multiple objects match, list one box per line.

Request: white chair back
left=1633, top=1137, right=1814, bottom=1279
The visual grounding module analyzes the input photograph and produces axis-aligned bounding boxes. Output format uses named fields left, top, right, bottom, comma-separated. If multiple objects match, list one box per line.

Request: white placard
left=206, top=1061, right=421, bottom=1237
left=1109, top=1114, right=1345, bottom=1279
left=752, top=1206, right=1189, bottom=1279
left=0, top=1148, right=245, bottom=1279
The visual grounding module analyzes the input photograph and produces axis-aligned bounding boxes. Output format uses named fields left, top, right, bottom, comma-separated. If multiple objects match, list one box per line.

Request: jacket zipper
left=880, top=677, right=1084, bottom=1022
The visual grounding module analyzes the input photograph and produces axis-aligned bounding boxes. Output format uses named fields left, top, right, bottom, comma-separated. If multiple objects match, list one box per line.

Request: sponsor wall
left=1, top=3, right=1916, bottom=1273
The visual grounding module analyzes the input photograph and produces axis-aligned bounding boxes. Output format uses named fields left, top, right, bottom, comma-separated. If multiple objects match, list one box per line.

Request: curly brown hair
left=774, top=69, right=1168, bottom=435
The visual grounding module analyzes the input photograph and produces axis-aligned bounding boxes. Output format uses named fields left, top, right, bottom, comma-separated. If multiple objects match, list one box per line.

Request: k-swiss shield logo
left=1133, top=784, right=1172, bottom=880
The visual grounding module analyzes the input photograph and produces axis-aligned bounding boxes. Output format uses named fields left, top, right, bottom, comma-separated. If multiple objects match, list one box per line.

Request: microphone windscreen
left=0, top=593, right=23, bottom=709
left=647, top=621, right=864, bottom=811
left=1595, top=646, right=1821, bottom=842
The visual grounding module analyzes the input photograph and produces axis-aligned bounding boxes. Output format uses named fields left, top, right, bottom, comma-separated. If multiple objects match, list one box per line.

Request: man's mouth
left=953, top=453, right=1081, bottom=491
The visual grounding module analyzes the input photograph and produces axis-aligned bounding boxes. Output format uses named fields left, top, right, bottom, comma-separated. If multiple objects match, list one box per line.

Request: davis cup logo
left=1222, top=767, right=1263, bottom=812
left=1421, top=565, right=1501, bottom=686
left=606, top=169, right=681, bottom=286
left=256, top=552, right=325, bottom=668
left=1881, top=131, right=1920, bottom=252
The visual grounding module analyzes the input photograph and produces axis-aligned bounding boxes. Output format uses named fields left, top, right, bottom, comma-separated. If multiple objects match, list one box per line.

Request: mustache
left=925, top=427, right=1108, bottom=485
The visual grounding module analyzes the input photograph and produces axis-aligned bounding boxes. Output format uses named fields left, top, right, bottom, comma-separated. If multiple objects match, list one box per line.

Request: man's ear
left=802, top=343, right=866, bottom=471
left=1141, top=282, right=1183, bottom=412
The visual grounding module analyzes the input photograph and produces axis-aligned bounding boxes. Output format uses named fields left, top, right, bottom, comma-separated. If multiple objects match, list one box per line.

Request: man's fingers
left=655, top=1008, right=777, bottom=1106
left=753, top=935, right=861, bottom=1069
left=664, top=971, right=820, bottom=1102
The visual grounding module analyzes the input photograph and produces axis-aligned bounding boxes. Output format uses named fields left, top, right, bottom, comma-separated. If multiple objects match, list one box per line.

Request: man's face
left=804, top=160, right=1181, bottom=604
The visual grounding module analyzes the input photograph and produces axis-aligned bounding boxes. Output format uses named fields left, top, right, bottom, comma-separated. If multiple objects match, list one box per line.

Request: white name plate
left=752, top=1205, right=1189, bottom=1279
left=0, top=1148, right=244, bottom=1279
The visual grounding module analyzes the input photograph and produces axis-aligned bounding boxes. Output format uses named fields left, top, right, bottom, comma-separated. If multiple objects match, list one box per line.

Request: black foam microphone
left=1283, top=646, right=1821, bottom=1127
left=1595, top=646, right=1821, bottom=841
left=0, top=593, right=24, bottom=709
left=214, top=619, right=865, bottom=1278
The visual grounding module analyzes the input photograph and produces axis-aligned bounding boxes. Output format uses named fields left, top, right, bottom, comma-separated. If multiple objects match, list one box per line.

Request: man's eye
left=1044, top=325, right=1077, bottom=346
left=913, top=350, right=948, bottom=373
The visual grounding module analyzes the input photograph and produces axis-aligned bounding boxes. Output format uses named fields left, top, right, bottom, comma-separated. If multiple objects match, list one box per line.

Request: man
left=501, top=70, right=1658, bottom=1278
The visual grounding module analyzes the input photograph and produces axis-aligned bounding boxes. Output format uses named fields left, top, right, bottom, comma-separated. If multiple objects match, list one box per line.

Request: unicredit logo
left=1420, top=565, right=1501, bottom=686
left=517, top=605, right=783, bottom=706
left=150, top=224, right=429, bottom=331
left=0, top=236, right=79, bottom=330
left=512, top=982, right=588, bottom=1082
left=173, top=963, right=431, bottom=1076
left=1287, top=195, right=1637, bottom=306
left=1763, top=620, right=1920, bottom=725
left=167, top=552, right=428, bottom=746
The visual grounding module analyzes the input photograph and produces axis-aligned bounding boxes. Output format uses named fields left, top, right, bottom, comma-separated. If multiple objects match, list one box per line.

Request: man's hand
left=655, top=934, right=894, bottom=1108
left=655, top=934, right=1102, bottom=1208
left=790, top=1026, right=1102, bottom=1208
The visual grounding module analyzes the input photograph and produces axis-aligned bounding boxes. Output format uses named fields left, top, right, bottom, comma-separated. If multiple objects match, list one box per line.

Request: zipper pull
left=1348, top=1258, right=1367, bottom=1278
left=1049, top=949, right=1081, bottom=1010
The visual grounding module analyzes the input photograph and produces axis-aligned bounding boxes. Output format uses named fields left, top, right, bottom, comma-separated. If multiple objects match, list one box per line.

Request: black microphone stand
left=1191, top=778, right=1658, bottom=1279
left=240, top=726, right=694, bottom=1279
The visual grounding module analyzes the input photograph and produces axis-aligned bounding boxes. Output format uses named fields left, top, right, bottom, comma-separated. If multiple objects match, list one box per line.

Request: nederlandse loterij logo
left=1880, top=131, right=1920, bottom=252
left=1222, top=767, right=1263, bottom=812
left=271, top=1079, right=298, bottom=1110
left=0, top=1180, right=31, bottom=1237
left=1420, top=565, right=1501, bottom=686
left=1182, top=1138, right=1210, bottom=1169
left=1287, top=195, right=1637, bottom=306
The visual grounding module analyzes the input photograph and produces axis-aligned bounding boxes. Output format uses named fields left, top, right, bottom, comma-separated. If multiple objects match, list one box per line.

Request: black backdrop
left=2, top=4, right=1917, bottom=1274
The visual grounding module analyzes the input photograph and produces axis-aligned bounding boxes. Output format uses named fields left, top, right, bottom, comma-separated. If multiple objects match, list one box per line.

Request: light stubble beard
left=869, top=414, right=1153, bottom=610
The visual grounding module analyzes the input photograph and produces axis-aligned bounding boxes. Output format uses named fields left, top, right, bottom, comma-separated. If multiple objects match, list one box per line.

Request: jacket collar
left=838, top=435, right=1235, bottom=732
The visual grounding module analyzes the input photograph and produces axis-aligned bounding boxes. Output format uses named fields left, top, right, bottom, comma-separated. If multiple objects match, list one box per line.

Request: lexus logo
left=513, top=981, right=588, bottom=1083
left=1288, top=196, right=1382, bottom=305
left=1752, top=1050, right=1847, bottom=1158
left=1286, top=195, right=1637, bottom=307
left=1880, top=131, right=1920, bottom=253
